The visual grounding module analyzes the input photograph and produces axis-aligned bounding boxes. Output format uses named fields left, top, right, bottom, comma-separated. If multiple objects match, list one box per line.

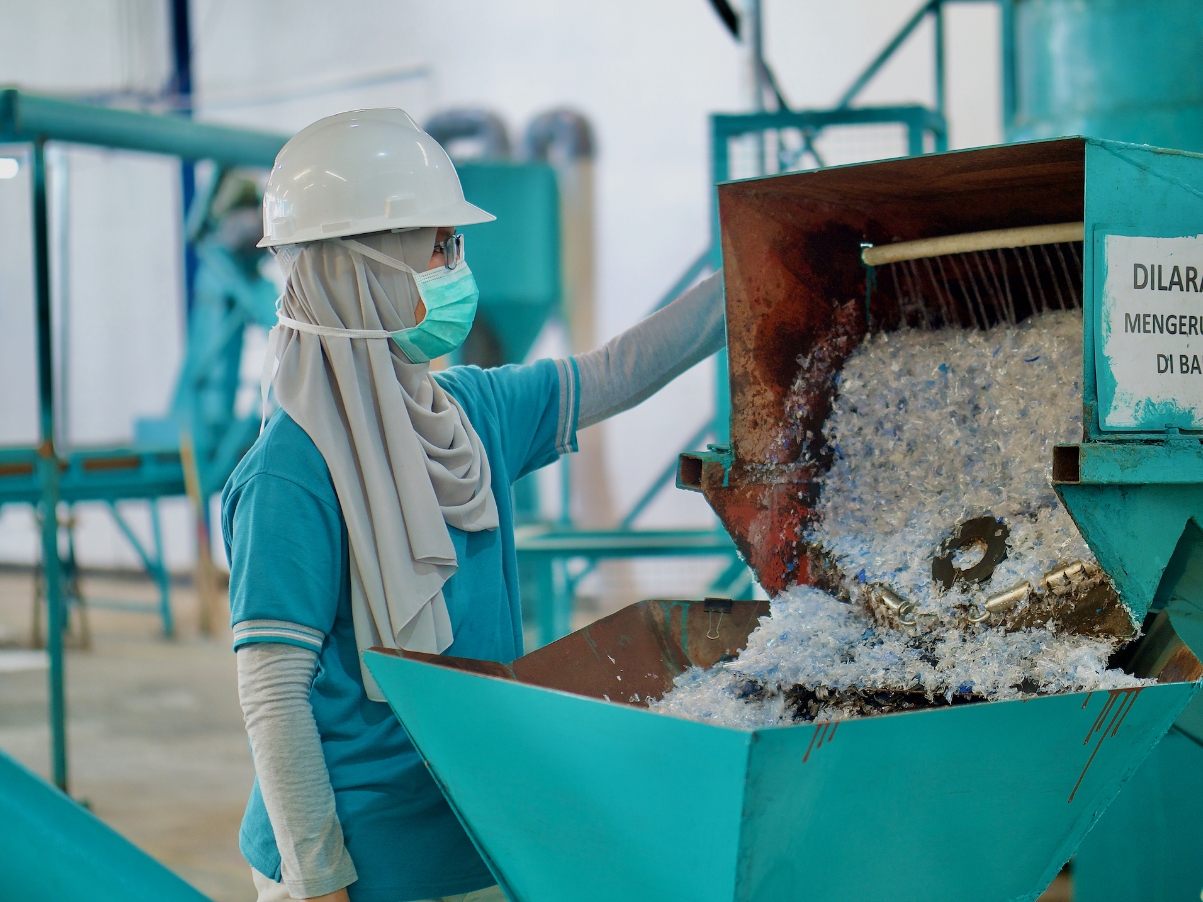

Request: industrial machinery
left=999, top=2, right=1203, bottom=896
left=366, top=595, right=1196, bottom=902
left=0, top=747, right=208, bottom=900
left=363, top=138, right=1203, bottom=901
left=425, top=109, right=564, bottom=370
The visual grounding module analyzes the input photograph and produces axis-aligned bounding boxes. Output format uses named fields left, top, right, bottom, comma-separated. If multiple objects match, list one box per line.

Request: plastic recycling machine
left=364, top=137, right=1203, bottom=902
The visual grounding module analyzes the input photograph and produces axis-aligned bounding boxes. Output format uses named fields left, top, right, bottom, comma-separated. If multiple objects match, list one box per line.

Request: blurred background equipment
left=1, top=1, right=1202, bottom=899
left=0, top=88, right=286, bottom=794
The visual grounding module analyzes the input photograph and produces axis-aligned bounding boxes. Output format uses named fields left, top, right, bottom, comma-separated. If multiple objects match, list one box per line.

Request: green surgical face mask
left=391, top=260, right=480, bottom=363
left=338, top=236, right=479, bottom=363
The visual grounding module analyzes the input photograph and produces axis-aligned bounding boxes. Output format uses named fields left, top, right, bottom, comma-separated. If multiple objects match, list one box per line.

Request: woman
left=227, top=108, right=724, bottom=902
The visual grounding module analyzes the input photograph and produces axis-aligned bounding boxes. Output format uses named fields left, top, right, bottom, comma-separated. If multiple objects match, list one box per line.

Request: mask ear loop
left=260, top=295, right=286, bottom=434
left=338, top=237, right=430, bottom=333
left=339, top=238, right=419, bottom=275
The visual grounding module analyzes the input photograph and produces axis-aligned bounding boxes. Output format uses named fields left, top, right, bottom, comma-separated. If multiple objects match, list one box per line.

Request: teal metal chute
left=365, top=598, right=1199, bottom=902
left=0, top=747, right=211, bottom=900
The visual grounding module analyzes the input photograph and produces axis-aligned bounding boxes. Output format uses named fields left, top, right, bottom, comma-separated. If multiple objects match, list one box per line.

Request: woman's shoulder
left=224, top=410, right=337, bottom=509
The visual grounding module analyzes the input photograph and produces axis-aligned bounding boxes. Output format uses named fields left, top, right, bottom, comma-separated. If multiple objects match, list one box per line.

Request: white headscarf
left=268, top=230, right=499, bottom=700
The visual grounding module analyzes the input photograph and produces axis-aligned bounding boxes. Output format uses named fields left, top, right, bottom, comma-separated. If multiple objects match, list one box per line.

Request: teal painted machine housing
left=364, top=599, right=1200, bottom=902
left=1004, top=12, right=1203, bottom=890
left=1049, top=138, right=1203, bottom=901
left=1054, top=139, right=1203, bottom=622
left=1080, top=139, right=1203, bottom=441
left=455, top=162, right=561, bottom=364
left=1007, top=0, right=1203, bottom=154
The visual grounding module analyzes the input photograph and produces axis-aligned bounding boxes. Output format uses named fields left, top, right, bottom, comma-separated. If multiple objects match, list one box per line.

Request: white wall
left=0, top=0, right=1001, bottom=581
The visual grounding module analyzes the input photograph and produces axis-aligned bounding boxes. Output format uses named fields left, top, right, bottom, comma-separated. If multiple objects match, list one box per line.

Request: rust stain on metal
left=1068, top=687, right=1144, bottom=803
left=802, top=721, right=838, bottom=763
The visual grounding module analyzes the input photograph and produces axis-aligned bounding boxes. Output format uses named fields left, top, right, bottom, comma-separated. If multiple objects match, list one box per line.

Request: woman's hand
left=305, top=890, right=350, bottom=902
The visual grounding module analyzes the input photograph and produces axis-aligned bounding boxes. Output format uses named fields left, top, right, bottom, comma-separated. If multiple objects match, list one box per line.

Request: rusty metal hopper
left=365, top=598, right=1201, bottom=902
left=678, top=137, right=1099, bottom=598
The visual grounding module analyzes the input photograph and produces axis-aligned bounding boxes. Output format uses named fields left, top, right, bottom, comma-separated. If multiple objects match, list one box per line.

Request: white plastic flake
left=651, top=312, right=1150, bottom=729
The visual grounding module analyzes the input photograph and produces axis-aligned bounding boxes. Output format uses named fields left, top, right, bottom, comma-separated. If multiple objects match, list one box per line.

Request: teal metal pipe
left=1000, top=0, right=1018, bottom=125
left=0, top=89, right=287, bottom=166
left=1, top=90, right=289, bottom=791
left=516, top=527, right=736, bottom=559
left=1007, top=0, right=1203, bottom=151
left=0, top=748, right=211, bottom=900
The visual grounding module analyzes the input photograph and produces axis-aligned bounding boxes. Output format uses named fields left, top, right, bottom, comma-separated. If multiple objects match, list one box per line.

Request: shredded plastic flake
left=652, top=313, right=1149, bottom=729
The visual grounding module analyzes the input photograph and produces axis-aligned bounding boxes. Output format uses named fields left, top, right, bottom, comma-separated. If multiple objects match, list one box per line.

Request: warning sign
left=1098, top=233, right=1203, bottom=431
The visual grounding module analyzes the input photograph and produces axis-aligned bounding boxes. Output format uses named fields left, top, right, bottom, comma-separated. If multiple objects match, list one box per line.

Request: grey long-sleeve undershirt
left=236, top=268, right=727, bottom=893
left=237, top=643, right=357, bottom=898
left=573, top=268, right=726, bottom=429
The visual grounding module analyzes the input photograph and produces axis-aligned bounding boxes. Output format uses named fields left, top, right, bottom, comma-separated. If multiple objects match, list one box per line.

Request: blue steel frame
left=0, top=88, right=286, bottom=793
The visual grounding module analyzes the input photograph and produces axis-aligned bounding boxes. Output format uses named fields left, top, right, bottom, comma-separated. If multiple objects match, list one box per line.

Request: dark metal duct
left=424, top=109, right=512, bottom=160
left=524, top=109, right=595, bottom=163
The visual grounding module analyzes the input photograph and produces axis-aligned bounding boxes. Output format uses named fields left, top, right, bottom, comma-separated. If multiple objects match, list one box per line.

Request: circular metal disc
left=932, top=516, right=1010, bottom=591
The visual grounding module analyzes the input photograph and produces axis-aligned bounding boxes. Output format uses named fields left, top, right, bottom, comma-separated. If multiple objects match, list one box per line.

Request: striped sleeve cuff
left=232, top=619, right=325, bottom=653
left=554, top=357, right=580, bottom=455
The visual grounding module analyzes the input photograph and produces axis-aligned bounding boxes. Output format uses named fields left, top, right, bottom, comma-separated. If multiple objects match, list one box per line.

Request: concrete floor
left=0, top=567, right=1076, bottom=902
left=0, top=569, right=257, bottom=902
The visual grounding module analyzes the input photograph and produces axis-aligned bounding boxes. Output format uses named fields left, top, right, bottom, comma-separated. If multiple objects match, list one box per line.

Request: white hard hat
left=258, top=108, right=495, bottom=248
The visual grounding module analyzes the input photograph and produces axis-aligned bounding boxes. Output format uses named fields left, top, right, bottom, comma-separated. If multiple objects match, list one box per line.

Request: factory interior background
left=4, top=2, right=1202, bottom=901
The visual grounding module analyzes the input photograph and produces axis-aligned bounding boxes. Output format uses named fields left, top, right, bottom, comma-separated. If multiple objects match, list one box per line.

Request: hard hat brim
left=257, top=199, right=496, bottom=248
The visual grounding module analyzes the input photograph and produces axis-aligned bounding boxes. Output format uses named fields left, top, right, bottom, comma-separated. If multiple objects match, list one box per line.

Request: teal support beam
left=104, top=501, right=173, bottom=638
left=836, top=0, right=938, bottom=109
left=0, top=89, right=287, bottom=166
left=0, top=748, right=211, bottom=900
left=649, top=246, right=715, bottom=314
left=999, top=0, right=1018, bottom=127
left=31, top=139, right=67, bottom=794
left=933, top=0, right=946, bottom=117
left=517, top=527, right=740, bottom=646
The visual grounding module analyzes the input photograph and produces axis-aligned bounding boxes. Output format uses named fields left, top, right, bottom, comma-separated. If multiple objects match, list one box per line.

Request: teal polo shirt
left=222, top=359, right=578, bottom=902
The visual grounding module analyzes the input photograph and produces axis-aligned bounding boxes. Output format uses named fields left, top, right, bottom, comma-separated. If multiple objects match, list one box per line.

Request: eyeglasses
left=433, top=233, right=464, bottom=270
